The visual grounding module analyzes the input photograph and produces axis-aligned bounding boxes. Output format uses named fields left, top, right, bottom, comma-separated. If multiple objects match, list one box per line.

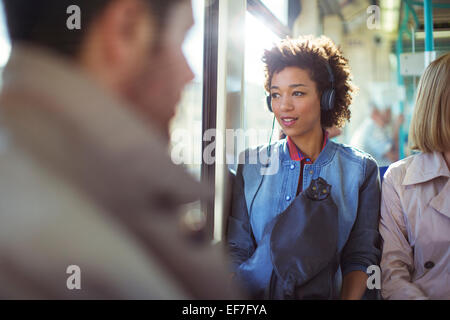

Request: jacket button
left=290, top=164, right=295, bottom=170
left=286, top=196, right=291, bottom=201
left=309, top=170, right=314, bottom=175
left=424, top=261, right=435, bottom=269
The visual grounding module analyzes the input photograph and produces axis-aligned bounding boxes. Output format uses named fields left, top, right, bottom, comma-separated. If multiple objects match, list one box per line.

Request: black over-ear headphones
left=266, top=62, right=336, bottom=113
left=320, top=63, right=336, bottom=112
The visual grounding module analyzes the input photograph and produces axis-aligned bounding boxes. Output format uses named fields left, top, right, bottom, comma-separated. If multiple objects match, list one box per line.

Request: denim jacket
left=227, top=138, right=381, bottom=298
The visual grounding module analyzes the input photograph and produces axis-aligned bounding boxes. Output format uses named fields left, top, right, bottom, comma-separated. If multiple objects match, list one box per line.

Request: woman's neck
left=290, top=125, right=324, bottom=162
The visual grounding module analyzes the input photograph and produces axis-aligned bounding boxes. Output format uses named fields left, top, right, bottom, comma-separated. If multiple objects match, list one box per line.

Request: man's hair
left=263, top=35, right=357, bottom=128
left=3, top=0, right=182, bottom=57
left=409, top=52, right=450, bottom=153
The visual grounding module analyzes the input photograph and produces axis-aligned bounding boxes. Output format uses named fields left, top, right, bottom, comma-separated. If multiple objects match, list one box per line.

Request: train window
left=261, top=0, right=289, bottom=26
left=240, top=0, right=290, bottom=152
left=169, top=0, right=206, bottom=240
left=0, top=2, right=11, bottom=70
left=170, top=0, right=205, bottom=180
left=0, top=1, right=11, bottom=152
left=243, top=11, right=282, bottom=150
left=0, top=4, right=8, bottom=151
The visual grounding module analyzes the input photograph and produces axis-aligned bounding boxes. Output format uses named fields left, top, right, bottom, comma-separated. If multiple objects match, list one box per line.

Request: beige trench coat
left=380, top=151, right=450, bottom=299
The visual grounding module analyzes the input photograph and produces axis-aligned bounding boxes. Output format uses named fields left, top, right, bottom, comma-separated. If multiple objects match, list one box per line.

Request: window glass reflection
left=261, top=0, right=289, bottom=26
left=170, top=0, right=204, bottom=180
left=243, top=12, right=281, bottom=149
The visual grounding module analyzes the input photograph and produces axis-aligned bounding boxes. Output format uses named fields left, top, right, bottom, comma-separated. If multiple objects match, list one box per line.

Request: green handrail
left=396, top=0, right=435, bottom=159
left=424, top=0, right=435, bottom=52
left=410, top=1, right=450, bottom=9
left=404, top=0, right=420, bottom=29
left=396, top=3, right=410, bottom=159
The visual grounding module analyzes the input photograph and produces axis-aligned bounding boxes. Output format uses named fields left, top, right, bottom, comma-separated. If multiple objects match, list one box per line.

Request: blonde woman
left=380, top=53, right=450, bottom=299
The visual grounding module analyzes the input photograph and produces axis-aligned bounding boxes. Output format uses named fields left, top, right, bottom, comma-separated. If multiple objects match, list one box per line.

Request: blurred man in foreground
left=0, top=0, right=241, bottom=299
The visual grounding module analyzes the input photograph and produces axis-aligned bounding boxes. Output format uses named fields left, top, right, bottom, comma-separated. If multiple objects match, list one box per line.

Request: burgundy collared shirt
left=287, top=131, right=328, bottom=195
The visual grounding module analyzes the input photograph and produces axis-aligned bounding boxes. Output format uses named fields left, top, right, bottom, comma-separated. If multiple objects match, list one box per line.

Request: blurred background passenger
left=326, top=125, right=343, bottom=140
left=379, top=52, right=450, bottom=300
left=351, top=103, right=400, bottom=167
left=0, top=0, right=241, bottom=299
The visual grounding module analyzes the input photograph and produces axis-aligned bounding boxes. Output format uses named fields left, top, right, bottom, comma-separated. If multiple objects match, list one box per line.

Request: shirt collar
left=402, top=151, right=450, bottom=186
left=287, top=131, right=329, bottom=162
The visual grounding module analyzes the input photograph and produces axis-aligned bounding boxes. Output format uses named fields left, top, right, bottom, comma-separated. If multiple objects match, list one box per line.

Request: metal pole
left=424, top=0, right=435, bottom=66
left=404, top=0, right=420, bottom=29
left=201, top=0, right=219, bottom=240
left=396, top=4, right=409, bottom=160
left=411, top=1, right=450, bottom=9
left=411, top=25, right=417, bottom=89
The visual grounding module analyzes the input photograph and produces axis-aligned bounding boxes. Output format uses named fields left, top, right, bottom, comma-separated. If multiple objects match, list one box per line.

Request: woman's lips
left=281, top=117, right=298, bottom=127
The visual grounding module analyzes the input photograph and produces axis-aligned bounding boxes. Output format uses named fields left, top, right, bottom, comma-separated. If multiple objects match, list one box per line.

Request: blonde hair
left=409, top=53, right=450, bottom=153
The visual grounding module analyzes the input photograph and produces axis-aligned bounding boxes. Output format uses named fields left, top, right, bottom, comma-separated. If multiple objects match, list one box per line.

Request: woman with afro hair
left=227, top=36, right=381, bottom=300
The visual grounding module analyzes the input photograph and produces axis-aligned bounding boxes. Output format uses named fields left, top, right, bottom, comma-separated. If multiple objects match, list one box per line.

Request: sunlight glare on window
left=243, top=12, right=282, bottom=146
left=261, top=0, right=288, bottom=26
left=0, top=2, right=11, bottom=69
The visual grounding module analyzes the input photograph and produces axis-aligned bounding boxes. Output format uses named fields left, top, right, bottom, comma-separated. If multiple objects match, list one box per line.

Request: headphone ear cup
left=266, top=95, right=273, bottom=113
left=329, top=90, right=336, bottom=111
left=321, top=89, right=335, bottom=111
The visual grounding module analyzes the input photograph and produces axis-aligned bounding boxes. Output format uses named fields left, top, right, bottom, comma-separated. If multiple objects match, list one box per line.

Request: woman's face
left=270, top=66, right=322, bottom=139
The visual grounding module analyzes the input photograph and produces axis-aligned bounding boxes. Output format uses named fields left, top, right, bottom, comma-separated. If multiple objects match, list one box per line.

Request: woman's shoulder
left=383, top=153, right=421, bottom=186
left=331, top=141, right=378, bottom=169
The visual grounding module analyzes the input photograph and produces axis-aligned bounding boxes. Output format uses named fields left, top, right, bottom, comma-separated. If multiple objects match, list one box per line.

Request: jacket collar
left=0, top=44, right=209, bottom=211
left=402, top=152, right=450, bottom=186
left=279, top=137, right=337, bottom=167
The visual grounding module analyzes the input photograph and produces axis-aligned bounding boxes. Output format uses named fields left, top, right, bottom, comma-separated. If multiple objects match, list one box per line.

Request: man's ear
left=97, top=0, right=154, bottom=67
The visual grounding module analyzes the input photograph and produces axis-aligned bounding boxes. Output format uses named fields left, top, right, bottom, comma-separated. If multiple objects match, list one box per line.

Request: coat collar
left=430, top=179, right=450, bottom=218
left=402, top=152, right=450, bottom=186
left=0, top=44, right=210, bottom=211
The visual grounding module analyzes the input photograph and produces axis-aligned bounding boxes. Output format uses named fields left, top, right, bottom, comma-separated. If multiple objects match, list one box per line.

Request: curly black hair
left=263, top=35, right=357, bottom=128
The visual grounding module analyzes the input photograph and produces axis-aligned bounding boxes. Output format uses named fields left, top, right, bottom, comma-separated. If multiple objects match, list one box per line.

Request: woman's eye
left=293, top=91, right=304, bottom=96
left=271, top=93, right=280, bottom=99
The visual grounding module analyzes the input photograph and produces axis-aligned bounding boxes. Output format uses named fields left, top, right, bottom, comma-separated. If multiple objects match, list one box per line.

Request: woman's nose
left=279, top=96, right=294, bottom=111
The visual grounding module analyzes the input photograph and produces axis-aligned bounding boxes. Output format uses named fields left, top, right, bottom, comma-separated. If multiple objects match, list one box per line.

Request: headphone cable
left=267, top=114, right=276, bottom=159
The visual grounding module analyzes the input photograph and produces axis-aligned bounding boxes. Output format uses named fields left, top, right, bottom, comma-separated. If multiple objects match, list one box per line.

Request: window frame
left=200, top=0, right=292, bottom=240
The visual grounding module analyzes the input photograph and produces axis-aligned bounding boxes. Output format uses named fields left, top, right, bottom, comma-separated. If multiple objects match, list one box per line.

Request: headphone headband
left=324, top=62, right=334, bottom=89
